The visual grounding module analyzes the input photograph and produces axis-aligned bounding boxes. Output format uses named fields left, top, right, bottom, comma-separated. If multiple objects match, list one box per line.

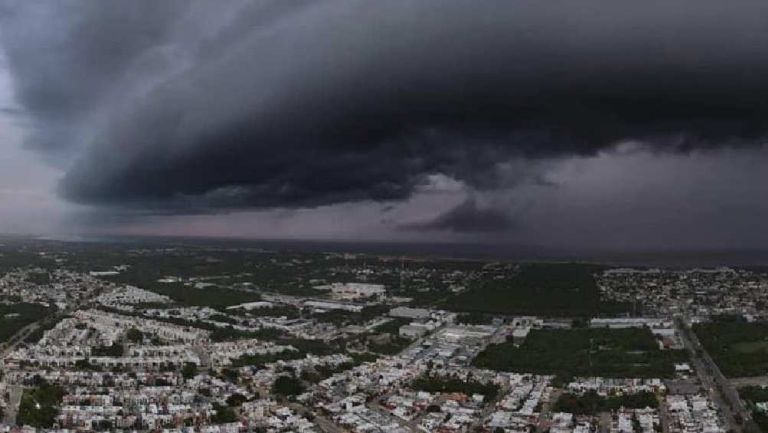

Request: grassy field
left=473, top=327, right=686, bottom=379
left=731, top=341, right=768, bottom=354
left=694, top=317, right=768, bottom=377
left=442, top=263, right=628, bottom=317
left=0, top=303, right=52, bottom=342
left=139, top=282, right=262, bottom=308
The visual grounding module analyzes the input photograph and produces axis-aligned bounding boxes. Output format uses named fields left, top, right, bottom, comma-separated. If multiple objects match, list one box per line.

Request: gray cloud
left=2, top=0, right=768, bottom=218
left=400, top=198, right=517, bottom=233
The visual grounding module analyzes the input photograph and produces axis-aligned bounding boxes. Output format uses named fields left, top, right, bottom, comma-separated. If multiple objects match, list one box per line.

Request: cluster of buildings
left=597, top=267, right=768, bottom=319
left=4, top=309, right=207, bottom=370
left=609, top=409, right=659, bottom=433
left=95, top=286, right=172, bottom=312
left=588, top=317, right=684, bottom=349
left=312, top=283, right=386, bottom=301
left=1, top=259, right=749, bottom=433
left=547, top=409, right=658, bottom=433
left=666, top=394, right=725, bottom=433
left=485, top=374, right=553, bottom=432
left=0, top=269, right=110, bottom=310
left=565, top=377, right=666, bottom=395
left=550, top=412, right=594, bottom=433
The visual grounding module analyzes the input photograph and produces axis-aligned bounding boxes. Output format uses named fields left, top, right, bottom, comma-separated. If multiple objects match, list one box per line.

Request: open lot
left=442, top=263, right=628, bottom=317
left=694, top=317, right=768, bottom=377
left=135, top=281, right=262, bottom=308
left=473, top=327, right=687, bottom=379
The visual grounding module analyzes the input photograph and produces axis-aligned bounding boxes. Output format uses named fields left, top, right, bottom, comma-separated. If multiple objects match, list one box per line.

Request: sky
left=0, top=0, right=767, bottom=251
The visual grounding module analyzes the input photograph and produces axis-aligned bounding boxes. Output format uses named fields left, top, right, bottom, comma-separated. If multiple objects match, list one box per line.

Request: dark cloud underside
left=401, top=198, right=516, bottom=233
left=1, top=0, right=768, bottom=212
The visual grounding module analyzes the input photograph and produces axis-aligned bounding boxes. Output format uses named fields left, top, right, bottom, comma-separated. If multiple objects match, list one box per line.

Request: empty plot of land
left=695, top=318, right=768, bottom=377
left=473, top=327, right=686, bottom=379
left=442, top=263, right=628, bottom=317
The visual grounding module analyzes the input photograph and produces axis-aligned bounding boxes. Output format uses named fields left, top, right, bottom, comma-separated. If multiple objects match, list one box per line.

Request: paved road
left=676, top=318, right=758, bottom=433
left=2, top=385, right=24, bottom=425
left=658, top=393, right=670, bottom=433
left=314, top=414, right=349, bottom=433
left=192, top=345, right=211, bottom=368
left=730, top=377, right=768, bottom=388
left=536, top=388, right=561, bottom=433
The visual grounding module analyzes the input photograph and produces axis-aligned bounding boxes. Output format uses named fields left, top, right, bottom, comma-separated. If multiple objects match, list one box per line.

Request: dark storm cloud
left=0, top=106, right=20, bottom=116
left=0, top=1, right=189, bottom=160
left=2, top=0, right=768, bottom=212
left=401, top=198, right=516, bottom=233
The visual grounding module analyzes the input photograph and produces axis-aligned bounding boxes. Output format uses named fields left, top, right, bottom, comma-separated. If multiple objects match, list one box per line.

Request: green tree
left=126, top=328, right=143, bottom=343
left=271, top=375, right=305, bottom=397
left=16, top=382, right=65, bottom=428
left=182, top=362, right=198, bottom=380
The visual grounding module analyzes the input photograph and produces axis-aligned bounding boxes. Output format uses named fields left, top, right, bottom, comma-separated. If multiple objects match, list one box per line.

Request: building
left=304, top=300, right=364, bottom=313
left=399, top=323, right=434, bottom=338
left=589, top=318, right=665, bottom=329
left=313, top=282, right=386, bottom=300
left=389, top=307, right=431, bottom=320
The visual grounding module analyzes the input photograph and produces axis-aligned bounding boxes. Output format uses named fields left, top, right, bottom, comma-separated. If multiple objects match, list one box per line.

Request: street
left=676, top=318, right=759, bottom=433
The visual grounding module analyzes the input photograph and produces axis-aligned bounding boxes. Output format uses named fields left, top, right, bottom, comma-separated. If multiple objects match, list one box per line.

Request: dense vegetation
left=754, top=411, right=768, bottom=433
left=739, top=387, right=768, bottom=433
left=96, top=305, right=286, bottom=342
left=210, top=403, right=238, bottom=423
left=23, top=314, right=67, bottom=344
left=411, top=374, right=500, bottom=399
left=0, top=303, right=52, bottom=342
left=135, top=282, right=262, bottom=308
left=16, top=381, right=65, bottom=428
left=210, top=326, right=284, bottom=342
left=25, top=271, right=51, bottom=285
left=231, top=338, right=337, bottom=368
left=272, top=375, right=305, bottom=397
left=740, top=386, right=768, bottom=404
left=368, top=335, right=412, bottom=355
left=455, top=312, right=495, bottom=325
left=355, top=317, right=412, bottom=355
left=310, top=305, right=390, bottom=326
left=91, top=344, right=123, bottom=357
left=694, top=316, right=768, bottom=377
left=553, top=390, right=658, bottom=415
left=302, top=353, right=379, bottom=383
left=442, top=263, right=627, bottom=317
left=231, top=349, right=306, bottom=368
left=373, top=318, right=410, bottom=335
left=474, top=327, right=686, bottom=379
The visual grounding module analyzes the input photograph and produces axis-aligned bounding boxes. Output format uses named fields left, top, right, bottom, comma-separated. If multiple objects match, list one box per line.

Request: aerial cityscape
left=1, top=1, right=768, bottom=433
left=1, top=238, right=768, bottom=433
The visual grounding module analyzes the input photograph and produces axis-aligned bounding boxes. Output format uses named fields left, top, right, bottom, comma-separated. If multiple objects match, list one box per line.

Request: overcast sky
left=0, top=0, right=767, bottom=250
